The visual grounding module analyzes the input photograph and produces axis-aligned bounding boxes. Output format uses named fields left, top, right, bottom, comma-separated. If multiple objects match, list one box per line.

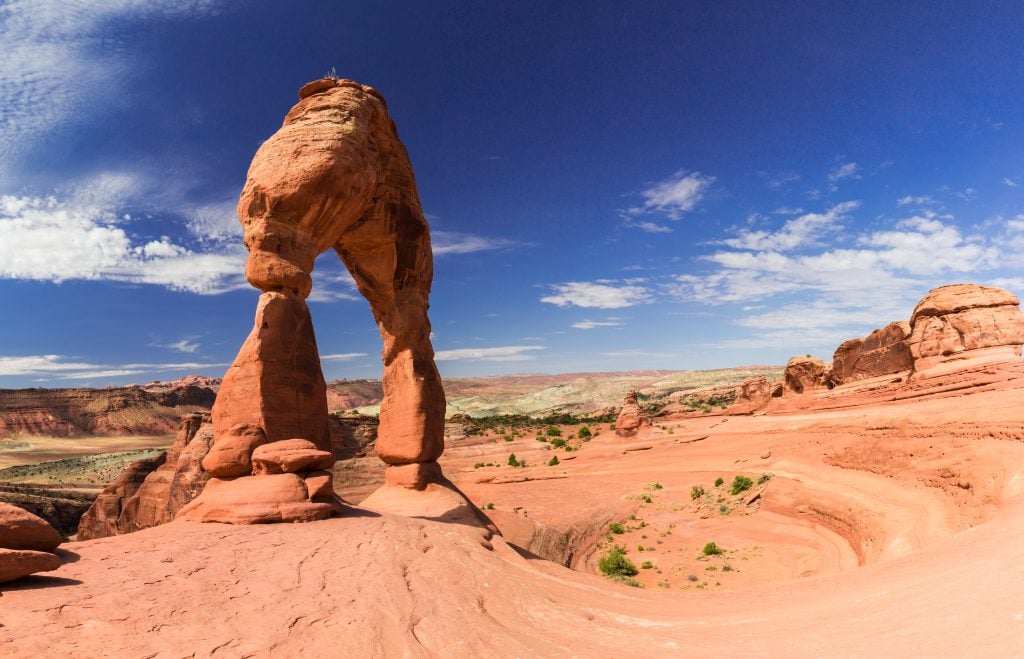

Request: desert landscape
left=2, top=3, right=1023, bottom=657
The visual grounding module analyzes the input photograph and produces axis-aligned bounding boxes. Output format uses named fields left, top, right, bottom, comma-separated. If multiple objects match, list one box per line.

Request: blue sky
left=1, top=1, right=1023, bottom=386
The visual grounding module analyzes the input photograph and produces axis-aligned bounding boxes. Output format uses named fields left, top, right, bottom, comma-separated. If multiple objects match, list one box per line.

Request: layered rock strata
left=783, top=356, right=830, bottom=395
left=831, top=321, right=914, bottom=385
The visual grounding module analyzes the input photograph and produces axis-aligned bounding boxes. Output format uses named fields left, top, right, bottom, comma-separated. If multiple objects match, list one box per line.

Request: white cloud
left=0, top=1, right=222, bottom=181
left=571, top=319, right=625, bottom=330
left=1004, top=178, right=1019, bottom=188
left=624, top=220, right=673, bottom=234
left=187, top=200, right=241, bottom=244
left=762, top=171, right=801, bottom=191
left=721, top=201, right=860, bottom=252
left=897, top=195, right=937, bottom=207
left=320, top=353, right=367, bottom=361
left=626, top=171, right=714, bottom=221
left=434, top=345, right=544, bottom=362
left=308, top=270, right=360, bottom=303
left=541, top=281, right=653, bottom=309
left=0, top=183, right=248, bottom=294
left=0, top=354, right=217, bottom=380
left=432, top=231, right=517, bottom=256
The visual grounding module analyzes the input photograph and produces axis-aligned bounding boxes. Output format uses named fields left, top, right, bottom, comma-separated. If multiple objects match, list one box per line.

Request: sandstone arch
left=178, top=79, right=448, bottom=523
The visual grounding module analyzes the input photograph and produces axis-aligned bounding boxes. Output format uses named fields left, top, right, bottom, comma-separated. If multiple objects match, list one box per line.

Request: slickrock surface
left=615, top=390, right=647, bottom=437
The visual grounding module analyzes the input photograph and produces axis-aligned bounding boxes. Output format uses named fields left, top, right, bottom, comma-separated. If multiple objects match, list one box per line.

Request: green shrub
left=609, top=522, right=625, bottom=534
left=578, top=426, right=592, bottom=438
left=641, top=561, right=654, bottom=569
left=757, top=473, right=773, bottom=485
left=503, top=435, right=513, bottom=442
left=690, top=485, right=705, bottom=500
left=485, top=503, right=494, bottom=510
left=550, top=438, right=567, bottom=448
left=598, top=545, right=638, bottom=578
left=647, top=482, right=663, bottom=490
left=714, top=477, right=724, bottom=487
left=548, top=455, right=559, bottom=466
left=474, top=462, right=486, bottom=469
left=722, top=564, right=734, bottom=572
left=546, top=426, right=562, bottom=437
left=702, top=541, right=724, bottom=556
left=729, top=475, right=754, bottom=495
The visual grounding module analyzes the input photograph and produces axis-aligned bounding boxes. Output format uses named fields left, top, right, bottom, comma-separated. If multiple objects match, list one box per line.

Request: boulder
left=251, top=439, right=334, bottom=475
left=783, top=356, right=830, bottom=395
left=730, top=376, right=774, bottom=413
left=908, top=284, right=1024, bottom=375
left=201, top=423, right=267, bottom=478
left=0, top=548, right=62, bottom=583
left=175, top=474, right=335, bottom=525
left=0, top=503, right=62, bottom=551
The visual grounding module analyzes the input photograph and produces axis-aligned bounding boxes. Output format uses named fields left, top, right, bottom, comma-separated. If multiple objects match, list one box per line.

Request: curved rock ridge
left=0, top=502, right=63, bottom=583
left=908, top=284, right=1024, bottom=375
left=177, top=77, right=451, bottom=524
left=729, top=375, right=780, bottom=413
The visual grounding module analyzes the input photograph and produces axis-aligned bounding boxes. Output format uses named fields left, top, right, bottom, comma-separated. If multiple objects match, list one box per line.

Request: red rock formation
left=908, top=284, right=1024, bottom=376
left=182, top=77, right=448, bottom=523
left=730, top=376, right=774, bottom=413
left=783, top=356, right=830, bottom=395
left=615, top=390, right=647, bottom=437
left=78, top=414, right=213, bottom=539
left=831, top=321, right=913, bottom=385
left=0, top=502, right=63, bottom=583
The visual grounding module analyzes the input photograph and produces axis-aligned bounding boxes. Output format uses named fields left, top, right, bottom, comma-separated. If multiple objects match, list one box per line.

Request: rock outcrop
left=831, top=321, right=913, bottom=385
left=729, top=376, right=778, bottom=413
left=783, top=356, right=830, bottom=395
left=78, top=414, right=213, bottom=539
left=0, top=502, right=62, bottom=582
left=180, top=77, right=449, bottom=523
left=615, top=391, right=647, bottom=437
left=908, top=284, right=1024, bottom=376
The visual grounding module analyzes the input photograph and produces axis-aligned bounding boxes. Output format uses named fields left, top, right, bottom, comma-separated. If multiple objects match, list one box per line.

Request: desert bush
left=545, top=426, right=562, bottom=437
left=729, top=475, right=754, bottom=495
left=714, top=477, right=724, bottom=487
left=757, top=473, right=773, bottom=485
left=550, top=438, right=567, bottom=448
left=578, top=425, right=592, bottom=438
left=599, top=545, right=638, bottom=578
left=690, top=485, right=705, bottom=500
left=609, top=522, right=625, bottom=534
left=548, top=455, right=559, bottom=466
left=702, top=541, right=724, bottom=556
left=641, top=561, right=654, bottom=569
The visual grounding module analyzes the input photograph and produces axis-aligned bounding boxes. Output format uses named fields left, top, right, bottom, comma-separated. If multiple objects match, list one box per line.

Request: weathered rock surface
left=201, top=423, right=267, bottom=478
left=831, top=321, right=913, bottom=385
left=251, top=439, right=334, bottom=475
left=783, top=356, right=830, bottom=395
left=908, top=284, right=1024, bottom=375
left=78, top=414, right=212, bottom=539
left=0, top=548, right=61, bottom=583
left=175, top=474, right=336, bottom=525
left=0, top=502, right=62, bottom=551
left=730, top=376, right=774, bottom=413
left=615, top=390, right=647, bottom=437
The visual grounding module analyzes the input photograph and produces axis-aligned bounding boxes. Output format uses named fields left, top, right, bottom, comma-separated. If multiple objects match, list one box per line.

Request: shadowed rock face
left=909, top=284, right=1024, bottom=375
left=181, top=78, right=446, bottom=523
left=831, top=321, right=913, bottom=385
left=0, top=502, right=63, bottom=583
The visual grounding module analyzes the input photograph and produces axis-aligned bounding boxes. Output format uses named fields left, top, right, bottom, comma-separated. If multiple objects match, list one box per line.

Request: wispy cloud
left=320, top=353, right=367, bottom=361
left=0, top=354, right=218, bottom=380
left=541, top=281, right=653, bottom=309
left=721, top=201, right=859, bottom=252
left=432, top=230, right=518, bottom=256
left=624, top=170, right=714, bottom=222
left=1004, top=178, right=1019, bottom=188
left=897, top=195, right=937, bottom=207
left=571, top=318, right=625, bottom=330
left=151, top=337, right=201, bottom=354
left=434, top=345, right=544, bottom=362
left=0, top=0, right=223, bottom=181
left=828, top=160, right=860, bottom=188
